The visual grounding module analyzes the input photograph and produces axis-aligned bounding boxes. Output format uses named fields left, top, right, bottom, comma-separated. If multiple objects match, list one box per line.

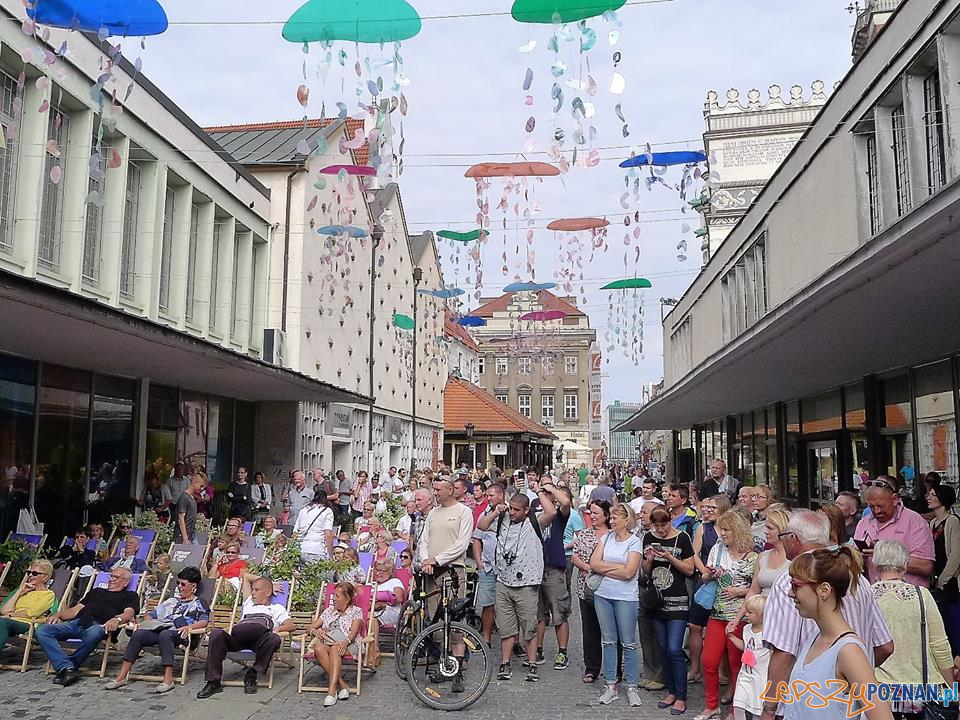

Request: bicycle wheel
left=394, top=599, right=420, bottom=680
left=404, top=621, right=492, bottom=711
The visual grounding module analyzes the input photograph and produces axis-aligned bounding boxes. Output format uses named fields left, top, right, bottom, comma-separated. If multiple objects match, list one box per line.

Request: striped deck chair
left=46, top=570, right=145, bottom=677
left=221, top=579, right=294, bottom=689
left=298, top=583, right=374, bottom=696
left=7, top=532, right=46, bottom=548
left=0, top=567, right=77, bottom=672
left=127, top=578, right=219, bottom=686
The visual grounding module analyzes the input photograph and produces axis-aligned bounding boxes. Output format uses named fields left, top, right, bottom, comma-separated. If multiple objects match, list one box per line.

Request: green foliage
left=0, top=540, right=47, bottom=589
left=110, top=511, right=173, bottom=552
left=215, top=582, right=238, bottom=609
left=245, top=536, right=351, bottom=613
left=378, top=494, right=406, bottom=534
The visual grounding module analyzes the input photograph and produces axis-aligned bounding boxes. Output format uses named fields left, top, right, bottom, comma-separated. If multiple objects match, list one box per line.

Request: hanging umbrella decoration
left=600, top=277, right=651, bottom=365
left=464, top=161, right=560, bottom=295
left=511, top=0, right=629, bottom=174
left=618, top=145, right=710, bottom=262
left=546, top=217, right=608, bottom=307
left=21, top=1, right=168, bottom=195
left=436, top=229, right=487, bottom=294
left=282, top=0, right=422, bottom=187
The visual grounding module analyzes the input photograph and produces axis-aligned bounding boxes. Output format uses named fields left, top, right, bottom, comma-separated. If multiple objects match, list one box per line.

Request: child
left=729, top=595, right=770, bottom=720
left=145, top=553, right=172, bottom=600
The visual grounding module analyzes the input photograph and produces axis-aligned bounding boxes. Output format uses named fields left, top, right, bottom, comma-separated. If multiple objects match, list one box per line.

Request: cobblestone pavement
left=0, top=606, right=707, bottom=720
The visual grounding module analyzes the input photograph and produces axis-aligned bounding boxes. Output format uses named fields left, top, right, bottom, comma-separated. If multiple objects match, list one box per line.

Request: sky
left=138, top=0, right=856, bottom=404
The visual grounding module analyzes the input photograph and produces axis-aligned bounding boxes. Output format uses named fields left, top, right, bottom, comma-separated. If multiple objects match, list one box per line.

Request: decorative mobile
left=547, top=217, right=608, bottom=306
left=316, top=224, right=368, bottom=238
left=503, top=281, right=557, bottom=292
left=27, top=0, right=169, bottom=36
left=519, top=309, right=566, bottom=322
left=601, top=277, right=651, bottom=290
left=393, top=313, right=415, bottom=330
left=318, top=164, right=377, bottom=176
left=457, top=316, right=487, bottom=327
left=602, top=277, right=651, bottom=366
left=417, top=287, right=465, bottom=299
left=437, top=229, right=487, bottom=242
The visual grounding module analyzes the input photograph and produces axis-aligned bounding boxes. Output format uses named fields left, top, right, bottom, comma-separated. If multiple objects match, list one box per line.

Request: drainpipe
left=281, top=166, right=307, bottom=332
left=367, top=224, right=384, bottom=475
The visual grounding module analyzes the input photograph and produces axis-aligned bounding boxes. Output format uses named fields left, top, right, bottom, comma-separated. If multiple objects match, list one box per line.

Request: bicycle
left=402, top=568, right=492, bottom=711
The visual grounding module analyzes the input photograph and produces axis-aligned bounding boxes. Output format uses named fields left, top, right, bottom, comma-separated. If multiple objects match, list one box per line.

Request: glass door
left=806, top=440, right=838, bottom=506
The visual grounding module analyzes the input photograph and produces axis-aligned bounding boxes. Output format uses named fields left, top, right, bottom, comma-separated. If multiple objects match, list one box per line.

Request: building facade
left=607, top=401, right=643, bottom=464
left=0, top=4, right=364, bottom=542
left=205, top=121, right=446, bottom=479
left=620, top=0, right=960, bottom=509
left=443, top=309, right=480, bottom=384
left=471, top=291, right=596, bottom=464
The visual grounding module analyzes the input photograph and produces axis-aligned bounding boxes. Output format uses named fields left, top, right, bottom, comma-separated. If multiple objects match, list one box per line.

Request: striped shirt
left=762, top=569, right=893, bottom=715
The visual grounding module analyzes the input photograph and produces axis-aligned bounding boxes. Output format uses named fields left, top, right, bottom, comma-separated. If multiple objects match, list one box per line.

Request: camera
left=502, top=551, right=517, bottom=566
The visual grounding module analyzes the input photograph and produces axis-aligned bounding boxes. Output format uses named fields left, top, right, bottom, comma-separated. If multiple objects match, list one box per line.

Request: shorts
left=474, top=568, right=497, bottom=609
left=495, top=583, right=539, bottom=642
left=424, top=565, right=467, bottom=622
left=537, top=565, right=572, bottom=626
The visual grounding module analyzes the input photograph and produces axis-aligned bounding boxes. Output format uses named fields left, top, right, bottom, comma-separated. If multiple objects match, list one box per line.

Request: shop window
left=880, top=373, right=914, bottom=483
left=87, top=375, right=135, bottom=525
left=802, top=390, right=842, bottom=434
left=0, top=354, right=36, bottom=538
left=914, top=361, right=956, bottom=485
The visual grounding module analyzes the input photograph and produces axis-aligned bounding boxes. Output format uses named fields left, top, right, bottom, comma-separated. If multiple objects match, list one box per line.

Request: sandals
left=687, top=672, right=703, bottom=684
left=693, top=708, right=720, bottom=720
left=582, top=673, right=597, bottom=684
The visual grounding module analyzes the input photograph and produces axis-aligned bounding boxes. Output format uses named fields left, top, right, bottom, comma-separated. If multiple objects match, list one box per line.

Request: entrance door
left=806, top=440, right=838, bottom=506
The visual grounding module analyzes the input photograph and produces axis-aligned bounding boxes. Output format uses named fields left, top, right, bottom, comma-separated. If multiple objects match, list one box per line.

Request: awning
left=558, top=440, right=591, bottom=453
left=619, top=181, right=960, bottom=431
left=0, top=270, right=369, bottom=404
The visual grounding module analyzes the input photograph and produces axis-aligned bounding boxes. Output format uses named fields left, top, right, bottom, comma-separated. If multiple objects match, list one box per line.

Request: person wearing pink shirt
left=854, top=475, right=935, bottom=586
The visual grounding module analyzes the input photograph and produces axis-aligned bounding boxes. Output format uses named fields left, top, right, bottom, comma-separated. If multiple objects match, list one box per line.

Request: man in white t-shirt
left=198, top=578, right=295, bottom=698
left=395, top=500, right=416, bottom=540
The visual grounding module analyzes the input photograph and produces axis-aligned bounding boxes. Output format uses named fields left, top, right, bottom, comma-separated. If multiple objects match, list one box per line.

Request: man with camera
left=477, top=487, right=557, bottom=683
left=533, top=483, right=573, bottom=670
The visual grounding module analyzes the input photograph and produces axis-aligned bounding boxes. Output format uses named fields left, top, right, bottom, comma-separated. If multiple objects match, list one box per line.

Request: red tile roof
left=444, top=377, right=556, bottom=438
left=471, top=290, right=585, bottom=318
left=203, top=118, right=370, bottom=166
left=443, top=309, right=479, bottom=352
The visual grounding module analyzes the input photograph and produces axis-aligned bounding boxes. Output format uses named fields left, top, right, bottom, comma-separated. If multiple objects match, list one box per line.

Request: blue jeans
left=35, top=619, right=106, bottom=672
left=653, top=617, right=688, bottom=700
left=594, top=595, right=638, bottom=686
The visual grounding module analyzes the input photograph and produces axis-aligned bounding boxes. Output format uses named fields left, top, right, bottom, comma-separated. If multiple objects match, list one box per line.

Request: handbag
left=694, top=544, right=725, bottom=610
left=583, top=571, right=603, bottom=602
left=919, top=586, right=960, bottom=720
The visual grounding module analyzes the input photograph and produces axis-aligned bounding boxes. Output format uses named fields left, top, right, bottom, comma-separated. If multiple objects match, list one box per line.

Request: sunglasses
left=400, top=554, right=412, bottom=559
left=25, top=570, right=45, bottom=577
left=777, top=531, right=796, bottom=541
left=120, top=525, right=132, bottom=530
left=176, top=580, right=192, bottom=587
left=224, top=551, right=239, bottom=555
left=863, top=480, right=895, bottom=490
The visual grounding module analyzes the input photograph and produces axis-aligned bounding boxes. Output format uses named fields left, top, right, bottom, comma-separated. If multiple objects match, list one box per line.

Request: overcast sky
left=140, top=0, right=855, bottom=404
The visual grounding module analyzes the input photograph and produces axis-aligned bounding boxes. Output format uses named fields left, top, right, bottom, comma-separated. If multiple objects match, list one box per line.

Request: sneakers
left=513, top=643, right=526, bottom=657
left=243, top=668, right=258, bottom=695
left=337, top=688, right=350, bottom=700
left=196, top=681, right=223, bottom=699
left=154, top=682, right=175, bottom=694
left=627, top=685, right=644, bottom=707
left=599, top=684, right=620, bottom=705
left=104, top=678, right=128, bottom=690
left=533, top=647, right=546, bottom=665
left=641, top=679, right=666, bottom=691
left=497, top=663, right=512, bottom=680
left=554, top=651, right=569, bottom=670
left=323, top=694, right=337, bottom=707
left=525, top=665, right=539, bottom=682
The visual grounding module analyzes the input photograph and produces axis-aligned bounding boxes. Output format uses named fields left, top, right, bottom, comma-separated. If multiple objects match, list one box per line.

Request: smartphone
left=853, top=538, right=872, bottom=551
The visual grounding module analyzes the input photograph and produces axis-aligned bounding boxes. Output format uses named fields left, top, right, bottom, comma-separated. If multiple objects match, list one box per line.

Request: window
left=38, top=108, right=70, bottom=269
left=670, top=316, right=693, bottom=380
left=119, top=163, right=141, bottom=297
left=720, top=234, right=768, bottom=341
left=185, top=203, right=200, bottom=321
left=0, top=71, right=21, bottom=251
left=891, top=104, right=912, bottom=216
left=209, top=219, right=222, bottom=330
left=495, top=357, right=507, bottom=375
left=541, top=394, right=555, bottom=424
left=158, top=187, right=175, bottom=312
left=82, top=127, right=105, bottom=284
left=477, top=356, right=485, bottom=375
left=542, top=356, right=555, bottom=375
left=519, top=393, right=531, bottom=417
left=230, top=235, right=241, bottom=339
left=248, top=243, right=259, bottom=346
left=495, top=393, right=508, bottom=404
left=564, top=393, right=578, bottom=420
left=924, top=70, right=946, bottom=195
left=866, top=134, right=882, bottom=235
left=518, top=356, right=531, bottom=374
left=564, top=356, right=577, bottom=374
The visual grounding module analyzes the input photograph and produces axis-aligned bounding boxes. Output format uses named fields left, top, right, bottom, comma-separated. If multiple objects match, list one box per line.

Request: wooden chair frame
left=219, top=578, right=295, bottom=689
left=0, top=567, right=77, bottom=673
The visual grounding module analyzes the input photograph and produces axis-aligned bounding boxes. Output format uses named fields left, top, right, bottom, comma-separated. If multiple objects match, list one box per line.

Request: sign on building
left=588, top=343, right=602, bottom=454
left=326, top=404, right=352, bottom=439
left=490, top=441, right=507, bottom=456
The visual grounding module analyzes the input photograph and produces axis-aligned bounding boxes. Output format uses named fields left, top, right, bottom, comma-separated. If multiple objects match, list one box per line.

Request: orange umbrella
left=546, top=218, right=609, bottom=231
left=464, top=161, right=561, bottom=178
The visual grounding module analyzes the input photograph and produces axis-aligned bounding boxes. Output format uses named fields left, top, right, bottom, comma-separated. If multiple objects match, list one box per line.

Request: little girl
left=729, top=595, right=770, bottom=720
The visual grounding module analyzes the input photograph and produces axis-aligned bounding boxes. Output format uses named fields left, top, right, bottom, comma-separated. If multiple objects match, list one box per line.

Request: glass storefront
left=88, top=375, right=136, bottom=525
left=0, top=355, right=36, bottom=538
left=914, top=361, right=957, bottom=485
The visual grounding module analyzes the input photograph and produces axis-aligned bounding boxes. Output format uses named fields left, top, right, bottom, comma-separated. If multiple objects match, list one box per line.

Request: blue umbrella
left=28, top=0, right=169, bottom=36
left=503, top=281, right=558, bottom=293
left=618, top=150, right=707, bottom=169
left=417, top=288, right=465, bottom=299
left=316, top=225, right=368, bottom=238
left=457, top=316, right=487, bottom=327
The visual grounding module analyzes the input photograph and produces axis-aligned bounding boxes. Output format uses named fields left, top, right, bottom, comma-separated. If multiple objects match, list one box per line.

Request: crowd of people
left=3, top=457, right=960, bottom=717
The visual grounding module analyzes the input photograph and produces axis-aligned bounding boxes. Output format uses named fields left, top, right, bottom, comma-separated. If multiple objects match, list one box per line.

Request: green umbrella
left=393, top=313, right=415, bottom=330
left=436, top=229, right=488, bottom=243
left=601, top=278, right=652, bottom=290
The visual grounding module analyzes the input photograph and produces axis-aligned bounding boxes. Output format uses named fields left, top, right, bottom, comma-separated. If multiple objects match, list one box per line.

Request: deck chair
left=127, top=577, right=219, bottom=686
left=7, top=532, right=46, bottom=548
left=45, top=570, right=144, bottom=677
left=194, top=532, right=210, bottom=550
left=390, top=540, right=408, bottom=558
left=0, top=567, right=76, bottom=672
left=59, top=537, right=100, bottom=553
left=131, top=529, right=158, bottom=560
left=0, top=562, right=8, bottom=591
left=279, top=525, right=294, bottom=538
left=357, top=552, right=374, bottom=581
left=221, top=579, right=294, bottom=689
left=298, top=583, right=374, bottom=696
left=237, top=547, right=265, bottom=565
left=277, top=582, right=325, bottom=671
left=239, top=534, right=258, bottom=549
left=241, top=521, right=255, bottom=536
left=168, top=543, right=209, bottom=575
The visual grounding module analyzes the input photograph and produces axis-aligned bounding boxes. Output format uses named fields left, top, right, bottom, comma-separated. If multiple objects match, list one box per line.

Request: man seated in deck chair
left=99, top=535, right=149, bottom=574
left=197, top=577, right=295, bottom=698
left=35, top=567, right=140, bottom=687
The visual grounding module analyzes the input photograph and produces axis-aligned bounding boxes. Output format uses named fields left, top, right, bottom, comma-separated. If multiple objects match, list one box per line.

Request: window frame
left=119, top=162, right=142, bottom=298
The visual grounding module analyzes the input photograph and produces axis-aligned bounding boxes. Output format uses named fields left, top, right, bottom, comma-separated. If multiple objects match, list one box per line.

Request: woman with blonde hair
left=688, top=494, right=732, bottom=683
left=696, top=511, right=757, bottom=720
left=727, top=508, right=791, bottom=630
left=784, top=546, right=893, bottom=720
left=0, top=559, right=55, bottom=649
left=589, top=502, right=645, bottom=707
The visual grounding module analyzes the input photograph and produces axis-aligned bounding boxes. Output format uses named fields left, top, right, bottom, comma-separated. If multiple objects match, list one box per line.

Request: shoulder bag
left=582, top=533, right=607, bottom=603
left=919, top=587, right=959, bottom=720
left=694, top=543, right=725, bottom=610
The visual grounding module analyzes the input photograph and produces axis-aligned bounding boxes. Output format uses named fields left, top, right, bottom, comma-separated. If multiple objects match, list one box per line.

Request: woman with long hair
left=571, top=500, right=615, bottom=684
left=696, top=510, right=757, bottom=720
left=307, top=582, right=364, bottom=708
left=928, top=484, right=960, bottom=655
left=820, top=502, right=851, bottom=546
left=727, top=508, right=790, bottom=631
left=688, top=494, right=732, bottom=683
left=784, top=546, right=893, bottom=720
left=294, top=487, right=335, bottom=564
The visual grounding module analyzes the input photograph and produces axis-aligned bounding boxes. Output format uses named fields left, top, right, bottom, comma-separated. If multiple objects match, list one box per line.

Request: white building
left=620, top=0, right=960, bottom=506
left=0, top=1, right=364, bottom=541
left=443, top=308, right=480, bottom=384
left=205, top=120, right=446, bottom=478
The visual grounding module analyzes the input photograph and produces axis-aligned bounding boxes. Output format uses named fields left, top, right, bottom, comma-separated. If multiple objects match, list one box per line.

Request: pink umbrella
left=520, top=310, right=566, bottom=322
left=318, top=164, right=377, bottom=176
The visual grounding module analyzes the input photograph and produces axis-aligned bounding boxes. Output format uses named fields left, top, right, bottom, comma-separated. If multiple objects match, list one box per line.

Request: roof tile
left=471, top=290, right=585, bottom=318
left=443, top=309, right=479, bottom=352
left=204, top=118, right=369, bottom=166
left=444, top=376, right=555, bottom=438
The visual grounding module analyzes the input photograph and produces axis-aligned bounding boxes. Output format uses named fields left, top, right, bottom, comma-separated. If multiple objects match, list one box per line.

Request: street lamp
left=659, top=297, right=679, bottom=322
left=366, top=223, right=384, bottom=475
left=464, top=422, right=476, bottom=472
left=410, top=266, right=423, bottom=475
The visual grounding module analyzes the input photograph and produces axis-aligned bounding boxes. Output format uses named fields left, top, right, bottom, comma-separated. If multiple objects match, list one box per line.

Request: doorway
left=806, top=440, right=838, bottom=507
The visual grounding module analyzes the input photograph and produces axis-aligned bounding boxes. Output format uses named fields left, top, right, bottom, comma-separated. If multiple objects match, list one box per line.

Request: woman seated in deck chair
left=366, top=560, right=406, bottom=668
left=307, top=582, right=364, bottom=708
left=0, top=560, right=55, bottom=650
left=105, top=567, right=210, bottom=694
